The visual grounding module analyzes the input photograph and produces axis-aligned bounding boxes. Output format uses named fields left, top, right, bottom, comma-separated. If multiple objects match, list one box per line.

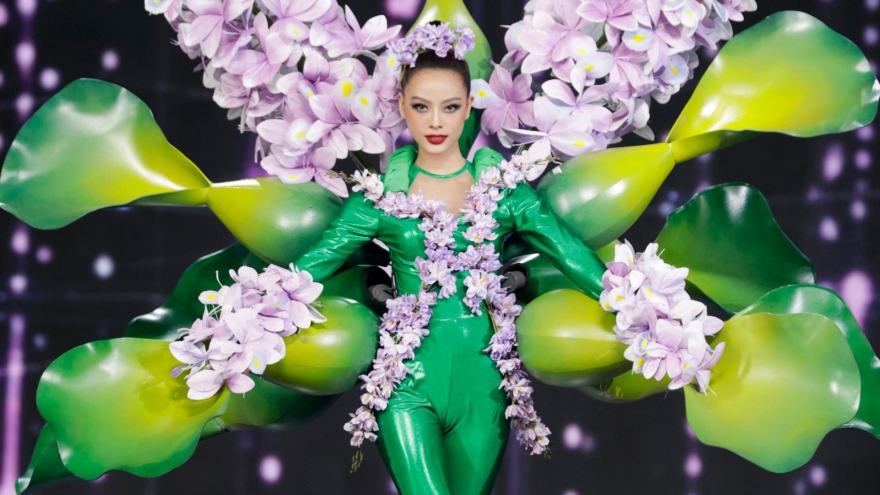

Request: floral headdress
left=386, top=21, right=476, bottom=88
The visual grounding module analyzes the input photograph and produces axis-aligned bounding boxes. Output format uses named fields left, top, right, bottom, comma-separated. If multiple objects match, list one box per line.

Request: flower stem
left=350, top=150, right=377, bottom=174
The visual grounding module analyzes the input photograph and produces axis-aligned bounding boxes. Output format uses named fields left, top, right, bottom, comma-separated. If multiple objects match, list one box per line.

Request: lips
left=426, top=134, right=447, bottom=145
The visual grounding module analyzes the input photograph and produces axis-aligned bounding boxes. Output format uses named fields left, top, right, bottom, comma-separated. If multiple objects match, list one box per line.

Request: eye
left=445, top=104, right=462, bottom=112
left=411, top=103, right=427, bottom=111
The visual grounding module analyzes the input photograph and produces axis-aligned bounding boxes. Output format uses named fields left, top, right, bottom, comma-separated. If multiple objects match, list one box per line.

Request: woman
left=293, top=47, right=608, bottom=495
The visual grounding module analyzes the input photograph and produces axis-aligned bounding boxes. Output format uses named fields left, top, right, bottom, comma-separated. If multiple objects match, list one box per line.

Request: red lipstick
left=426, top=134, right=447, bottom=145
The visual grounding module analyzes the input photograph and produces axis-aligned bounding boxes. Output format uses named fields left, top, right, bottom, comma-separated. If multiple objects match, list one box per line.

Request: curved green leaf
left=656, top=183, right=814, bottom=313
left=738, top=284, right=880, bottom=437
left=0, top=79, right=210, bottom=229
left=537, top=143, right=675, bottom=249
left=669, top=11, right=879, bottom=152
left=517, top=289, right=630, bottom=387
left=262, top=296, right=379, bottom=395
left=126, top=244, right=267, bottom=341
left=684, top=313, right=860, bottom=473
left=206, top=178, right=342, bottom=266
left=38, top=338, right=229, bottom=479
left=16, top=425, right=73, bottom=495
left=580, top=370, right=672, bottom=403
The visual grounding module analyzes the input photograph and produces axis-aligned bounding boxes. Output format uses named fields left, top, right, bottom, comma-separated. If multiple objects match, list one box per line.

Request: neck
left=414, top=145, right=467, bottom=174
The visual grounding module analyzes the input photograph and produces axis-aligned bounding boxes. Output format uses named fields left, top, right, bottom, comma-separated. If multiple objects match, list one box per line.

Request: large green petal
left=411, top=0, right=492, bottom=156
left=262, top=296, right=379, bottom=395
left=536, top=144, right=675, bottom=249
left=37, top=338, right=229, bottom=479
left=0, top=79, right=210, bottom=229
left=218, top=376, right=335, bottom=429
left=580, top=371, right=673, bottom=403
left=16, top=425, right=73, bottom=495
left=126, top=244, right=267, bottom=341
left=738, top=285, right=880, bottom=437
left=206, top=178, right=342, bottom=266
left=517, top=289, right=630, bottom=387
left=684, top=313, right=860, bottom=473
left=656, top=183, right=814, bottom=313
left=668, top=11, right=879, bottom=149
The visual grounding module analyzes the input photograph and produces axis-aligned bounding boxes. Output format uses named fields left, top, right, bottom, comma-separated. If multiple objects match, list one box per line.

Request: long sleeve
left=293, top=191, right=380, bottom=283
left=505, top=184, right=605, bottom=300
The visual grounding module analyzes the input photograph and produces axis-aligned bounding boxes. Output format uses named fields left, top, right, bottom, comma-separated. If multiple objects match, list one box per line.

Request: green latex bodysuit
left=294, top=146, right=606, bottom=495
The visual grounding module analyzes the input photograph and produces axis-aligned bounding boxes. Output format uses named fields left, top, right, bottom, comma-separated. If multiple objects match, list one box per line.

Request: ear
left=466, top=94, right=474, bottom=114
left=397, top=92, right=404, bottom=117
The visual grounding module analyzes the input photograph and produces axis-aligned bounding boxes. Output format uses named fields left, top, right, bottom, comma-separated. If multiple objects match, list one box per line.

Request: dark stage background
left=1, top=0, right=879, bottom=494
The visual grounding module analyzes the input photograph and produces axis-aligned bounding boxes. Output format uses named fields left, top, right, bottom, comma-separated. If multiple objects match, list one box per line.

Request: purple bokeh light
left=0, top=315, right=25, bottom=495
left=10, top=228, right=29, bottom=255
left=102, top=50, right=119, bottom=71
left=93, top=254, right=115, bottom=279
left=867, top=0, right=880, bottom=12
left=810, top=464, right=827, bottom=486
left=39, top=67, right=60, bottom=91
left=15, top=42, right=36, bottom=75
left=35, top=246, right=52, bottom=264
left=840, top=270, right=873, bottom=328
left=852, top=200, right=867, bottom=221
left=15, top=93, right=34, bottom=121
left=822, top=144, right=844, bottom=181
left=819, top=217, right=839, bottom=241
left=562, top=423, right=583, bottom=449
left=16, top=0, right=37, bottom=17
left=855, top=149, right=871, bottom=170
left=9, top=274, right=27, bottom=295
left=866, top=26, right=879, bottom=46
left=259, top=455, right=282, bottom=484
left=684, top=453, right=702, bottom=478
left=856, top=125, right=874, bottom=142
left=384, top=0, right=421, bottom=19
left=0, top=3, right=8, bottom=27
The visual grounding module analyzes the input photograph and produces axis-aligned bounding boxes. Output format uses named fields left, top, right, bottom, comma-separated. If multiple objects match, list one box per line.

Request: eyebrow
left=410, top=96, right=463, bottom=103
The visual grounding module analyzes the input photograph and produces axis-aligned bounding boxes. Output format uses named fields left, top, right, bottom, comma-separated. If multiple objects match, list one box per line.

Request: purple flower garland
left=346, top=158, right=551, bottom=466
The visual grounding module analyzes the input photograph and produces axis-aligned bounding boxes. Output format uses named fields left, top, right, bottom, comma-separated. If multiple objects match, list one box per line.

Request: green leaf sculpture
left=37, top=338, right=230, bottom=479
left=684, top=313, right=860, bottom=473
left=536, top=11, right=878, bottom=249
left=738, top=285, right=880, bottom=437
left=0, top=79, right=210, bottom=229
left=15, top=426, right=72, bottom=495
left=262, top=297, right=379, bottom=394
left=517, top=289, right=630, bottom=387
left=656, top=183, right=815, bottom=313
left=206, top=178, right=342, bottom=265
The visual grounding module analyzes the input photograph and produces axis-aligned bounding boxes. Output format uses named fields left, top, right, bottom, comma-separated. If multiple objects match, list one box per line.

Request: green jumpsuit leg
left=377, top=405, right=452, bottom=494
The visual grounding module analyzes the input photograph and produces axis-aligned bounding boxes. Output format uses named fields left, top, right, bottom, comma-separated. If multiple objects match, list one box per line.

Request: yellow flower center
left=341, top=81, right=354, bottom=97
left=633, top=34, right=645, bottom=42
left=584, top=64, right=595, bottom=71
left=360, top=96, right=369, bottom=106
left=670, top=67, right=680, bottom=75
left=478, top=89, right=488, bottom=97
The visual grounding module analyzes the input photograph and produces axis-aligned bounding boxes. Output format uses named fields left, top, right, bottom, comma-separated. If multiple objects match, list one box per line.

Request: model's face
left=398, top=69, right=473, bottom=157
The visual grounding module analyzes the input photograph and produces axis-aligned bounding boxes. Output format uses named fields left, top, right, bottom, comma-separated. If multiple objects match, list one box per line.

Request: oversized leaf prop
left=262, top=297, right=379, bottom=394
left=206, top=178, right=342, bottom=266
left=38, top=338, right=230, bottom=479
left=536, top=11, right=878, bottom=249
left=0, top=79, right=210, bottom=229
left=16, top=426, right=72, bottom=495
left=684, top=313, right=860, bottom=473
left=738, top=285, right=880, bottom=437
left=517, top=289, right=630, bottom=387
left=656, top=183, right=814, bottom=313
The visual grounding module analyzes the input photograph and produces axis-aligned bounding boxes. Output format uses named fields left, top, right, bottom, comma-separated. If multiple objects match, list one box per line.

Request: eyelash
left=411, top=104, right=462, bottom=112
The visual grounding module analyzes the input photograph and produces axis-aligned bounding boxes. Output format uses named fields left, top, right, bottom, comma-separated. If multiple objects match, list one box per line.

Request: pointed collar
left=382, top=145, right=506, bottom=192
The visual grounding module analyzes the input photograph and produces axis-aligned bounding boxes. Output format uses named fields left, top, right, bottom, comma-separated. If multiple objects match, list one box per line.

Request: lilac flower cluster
left=169, top=264, right=326, bottom=399
left=386, top=22, right=476, bottom=65
left=144, top=0, right=406, bottom=195
left=348, top=155, right=551, bottom=456
left=599, top=241, right=725, bottom=392
left=472, top=0, right=757, bottom=162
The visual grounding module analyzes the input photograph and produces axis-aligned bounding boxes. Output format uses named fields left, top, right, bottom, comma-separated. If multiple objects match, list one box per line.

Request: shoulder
left=381, top=145, right=417, bottom=192
left=471, top=147, right=505, bottom=176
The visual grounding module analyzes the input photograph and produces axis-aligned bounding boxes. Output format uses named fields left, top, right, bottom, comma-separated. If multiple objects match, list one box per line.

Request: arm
left=506, top=184, right=605, bottom=299
left=293, top=191, right=379, bottom=283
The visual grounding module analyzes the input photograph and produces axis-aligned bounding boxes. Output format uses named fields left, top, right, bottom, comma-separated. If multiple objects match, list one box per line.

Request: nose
left=430, top=108, right=442, bottom=129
